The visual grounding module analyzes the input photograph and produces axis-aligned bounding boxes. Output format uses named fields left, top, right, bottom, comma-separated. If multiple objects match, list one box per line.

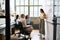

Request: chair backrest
left=18, top=22, right=23, bottom=30
left=15, top=21, right=23, bottom=30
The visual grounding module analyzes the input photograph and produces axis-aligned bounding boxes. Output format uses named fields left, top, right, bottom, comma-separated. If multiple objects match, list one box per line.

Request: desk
left=0, top=21, right=15, bottom=40
left=0, top=22, right=15, bottom=35
left=0, top=24, right=5, bottom=40
left=0, top=24, right=5, bottom=35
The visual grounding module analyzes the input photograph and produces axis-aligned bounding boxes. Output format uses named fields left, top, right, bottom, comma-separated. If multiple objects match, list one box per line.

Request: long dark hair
left=16, top=15, right=19, bottom=19
left=25, top=15, right=29, bottom=19
left=40, top=9, right=44, bottom=13
left=21, top=14, right=25, bottom=18
left=15, top=15, right=19, bottom=21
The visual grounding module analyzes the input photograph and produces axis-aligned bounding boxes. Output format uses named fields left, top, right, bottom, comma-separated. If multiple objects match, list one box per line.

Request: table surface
left=0, top=22, right=15, bottom=29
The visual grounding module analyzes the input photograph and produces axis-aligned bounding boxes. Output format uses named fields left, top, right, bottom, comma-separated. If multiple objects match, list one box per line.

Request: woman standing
left=40, top=9, right=46, bottom=39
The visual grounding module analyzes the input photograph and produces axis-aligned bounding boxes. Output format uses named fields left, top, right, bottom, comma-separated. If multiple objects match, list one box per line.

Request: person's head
left=54, top=15, right=56, bottom=17
left=16, top=15, right=19, bottom=19
left=40, top=9, right=44, bottom=13
left=21, top=14, right=25, bottom=18
left=25, top=15, right=29, bottom=19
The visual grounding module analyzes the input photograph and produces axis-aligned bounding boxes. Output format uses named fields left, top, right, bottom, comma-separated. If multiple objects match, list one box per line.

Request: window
left=54, top=0, right=60, bottom=17
left=34, top=7, right=38, bottom=17
left=25, top=7, right=28, bottom=15
left=30, top=0, right=33, bottom=5
left=30, top=7, right=33, bottom=17
left=34, top=0, right=38, bottom=5
left=15, top=0, right=43, bottom=17
left=25, top=0, right=28, bottom=5
left=16, top=0, right=20, bottom=5
left=20, top=0, right=24, bottom=5
left=16, top=7, right=20, bottom=15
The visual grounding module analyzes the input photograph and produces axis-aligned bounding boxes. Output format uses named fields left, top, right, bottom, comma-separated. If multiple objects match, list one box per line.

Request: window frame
left=15, top=0, right=42, bottom=17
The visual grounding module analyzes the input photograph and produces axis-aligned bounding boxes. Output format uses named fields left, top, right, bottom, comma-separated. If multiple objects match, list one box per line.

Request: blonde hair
left=20, top=14, right=25, bottom=18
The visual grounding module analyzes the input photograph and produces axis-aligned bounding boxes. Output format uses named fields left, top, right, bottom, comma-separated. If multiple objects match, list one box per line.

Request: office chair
left=15, top=21, right=31, bottom=40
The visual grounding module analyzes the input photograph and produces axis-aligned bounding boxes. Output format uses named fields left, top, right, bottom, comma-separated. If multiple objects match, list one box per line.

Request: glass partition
left=54, top=0, right=60, bottom=17
left=56, top=18, right=60, bottom=40
left=0, top=18, right=6, bottom=40
left=54, top=0, right=60, bottom=40
left=0, top=0, right=6, bottom=40
left=0, top=0, right=5, bottom=16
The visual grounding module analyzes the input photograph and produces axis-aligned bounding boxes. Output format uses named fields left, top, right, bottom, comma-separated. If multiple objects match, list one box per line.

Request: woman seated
left=25, top=15, right=31, bottom=25
left=20, top=14, right=33, bottom=35
left=15, top=15, right=21, bottom=30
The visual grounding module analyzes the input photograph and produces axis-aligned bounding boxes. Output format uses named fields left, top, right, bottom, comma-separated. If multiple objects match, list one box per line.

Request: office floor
left=11, top=30, right=41, bottom=40
left=0, top=30, right=44, bottom=40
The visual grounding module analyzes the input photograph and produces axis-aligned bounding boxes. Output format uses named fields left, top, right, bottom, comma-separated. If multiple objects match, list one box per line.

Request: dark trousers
left=40, top=19, right=45, bottom=35
left=12, top=28, right=15, bottom=34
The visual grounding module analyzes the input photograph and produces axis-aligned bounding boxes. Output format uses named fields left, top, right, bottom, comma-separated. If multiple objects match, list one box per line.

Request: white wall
left=10, top=0, right=15, bottom=13
left=42, top=0, right=54, bottom=40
